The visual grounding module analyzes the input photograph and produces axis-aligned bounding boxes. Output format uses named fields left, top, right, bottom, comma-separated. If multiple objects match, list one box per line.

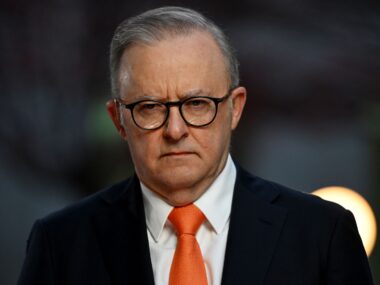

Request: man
left=19, top=6, right=373, bottom=285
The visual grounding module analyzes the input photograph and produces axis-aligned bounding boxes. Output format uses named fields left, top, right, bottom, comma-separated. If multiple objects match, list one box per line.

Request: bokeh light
left=312, top=186, right=377, bottom=256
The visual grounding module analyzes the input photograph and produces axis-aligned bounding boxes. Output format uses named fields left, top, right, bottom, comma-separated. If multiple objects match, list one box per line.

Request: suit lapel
left=222, top=167, right=287, bottom=285
left=91, top=175, right=155, bottom=285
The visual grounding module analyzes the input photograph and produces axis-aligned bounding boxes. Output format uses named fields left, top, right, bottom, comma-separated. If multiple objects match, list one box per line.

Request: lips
left=161, top=151, right=195, bottom=157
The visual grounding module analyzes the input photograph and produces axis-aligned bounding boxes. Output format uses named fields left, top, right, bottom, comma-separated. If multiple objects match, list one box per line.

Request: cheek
left=126, top=130, right=160, bottom=166
left=193, top=124, right=230, bottom=158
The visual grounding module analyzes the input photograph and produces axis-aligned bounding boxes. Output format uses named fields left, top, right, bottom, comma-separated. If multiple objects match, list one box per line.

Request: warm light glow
left=312, top=186, right=377, bottom=256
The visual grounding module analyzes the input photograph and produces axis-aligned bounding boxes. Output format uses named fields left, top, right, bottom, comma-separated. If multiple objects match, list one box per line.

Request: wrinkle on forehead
left=118, top=31, right=230, bottom=101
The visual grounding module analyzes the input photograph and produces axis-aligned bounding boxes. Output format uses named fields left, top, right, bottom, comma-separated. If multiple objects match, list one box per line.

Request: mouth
left=161, top=151, right=195, bottom=157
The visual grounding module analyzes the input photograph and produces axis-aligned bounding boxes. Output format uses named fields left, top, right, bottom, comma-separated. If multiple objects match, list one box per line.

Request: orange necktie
left=168, top=204, right=208, bottom=285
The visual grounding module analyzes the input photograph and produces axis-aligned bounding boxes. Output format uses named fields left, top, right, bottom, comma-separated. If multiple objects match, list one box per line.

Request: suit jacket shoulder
left=221, top=165, right=374, bottom=285
left=18, top=174, right=155, bottom=285
left=38, top=177, right=132, bottom=227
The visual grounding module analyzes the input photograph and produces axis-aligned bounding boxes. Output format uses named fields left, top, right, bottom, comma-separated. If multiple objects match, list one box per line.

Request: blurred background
left=1, top=0, right=379, bottom=283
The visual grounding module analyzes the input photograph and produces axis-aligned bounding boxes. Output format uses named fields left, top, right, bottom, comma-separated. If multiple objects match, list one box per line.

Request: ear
left=106, top=99, right=128, bottom=140
left=230, top=86, right=247, bottom=130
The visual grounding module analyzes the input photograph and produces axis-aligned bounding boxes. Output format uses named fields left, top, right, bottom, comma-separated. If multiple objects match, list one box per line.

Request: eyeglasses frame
left=114, top=87, right=236, bottom=130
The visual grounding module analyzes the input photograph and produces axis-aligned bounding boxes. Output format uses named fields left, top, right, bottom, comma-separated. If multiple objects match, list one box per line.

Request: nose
left=163, top=106, right=189, bottom=141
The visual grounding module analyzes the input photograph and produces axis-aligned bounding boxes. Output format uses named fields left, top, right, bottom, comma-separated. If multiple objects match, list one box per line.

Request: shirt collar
left=194, top=155, right=236, bottom=234
left=140, top=183, right=172, bottom=242
left=141, top=154, right=236, bottom=242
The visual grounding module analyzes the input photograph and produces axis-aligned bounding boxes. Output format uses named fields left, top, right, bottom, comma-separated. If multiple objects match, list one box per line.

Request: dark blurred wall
left=1, top=0, right=379, bottom=283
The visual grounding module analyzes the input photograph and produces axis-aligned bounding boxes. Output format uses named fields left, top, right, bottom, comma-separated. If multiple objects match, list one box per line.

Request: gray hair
left=109, top=6, right=240, bottom=98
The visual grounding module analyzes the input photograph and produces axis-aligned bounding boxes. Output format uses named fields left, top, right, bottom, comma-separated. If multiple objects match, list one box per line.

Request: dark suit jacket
left=18, top=166, right=374, bottom=284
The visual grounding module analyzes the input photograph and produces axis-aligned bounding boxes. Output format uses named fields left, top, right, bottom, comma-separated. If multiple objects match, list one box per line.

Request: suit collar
left=222, top=165, right=288, bottom=285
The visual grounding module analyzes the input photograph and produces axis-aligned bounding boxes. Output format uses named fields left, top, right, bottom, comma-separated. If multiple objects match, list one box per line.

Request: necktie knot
left=168, top=204, right=205, bottom=236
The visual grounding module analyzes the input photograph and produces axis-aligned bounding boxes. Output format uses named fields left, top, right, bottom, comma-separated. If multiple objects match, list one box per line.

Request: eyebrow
left=181, top=89, right=211, bottom=99
left=133, top=89, right=211, bottom=102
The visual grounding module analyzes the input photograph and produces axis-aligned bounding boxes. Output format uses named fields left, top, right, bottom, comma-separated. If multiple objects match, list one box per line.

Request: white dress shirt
left=140, top=155, right=236, bottom=285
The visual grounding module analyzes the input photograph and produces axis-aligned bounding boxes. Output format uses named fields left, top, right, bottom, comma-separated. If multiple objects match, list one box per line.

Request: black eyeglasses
left=115, top=89, right=234, bottom=130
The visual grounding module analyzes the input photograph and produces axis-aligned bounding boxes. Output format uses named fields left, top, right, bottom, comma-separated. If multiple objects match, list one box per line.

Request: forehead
left=118, top=31, right=229, bottom=99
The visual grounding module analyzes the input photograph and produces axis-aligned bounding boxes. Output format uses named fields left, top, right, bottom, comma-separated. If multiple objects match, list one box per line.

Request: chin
left=160, top=170, right=200, bottom=189
left=162, top=165, right=208, bottom=187
left=141, top=166, right=214, bottom=205
left=161, top=182, right=204, bottom=206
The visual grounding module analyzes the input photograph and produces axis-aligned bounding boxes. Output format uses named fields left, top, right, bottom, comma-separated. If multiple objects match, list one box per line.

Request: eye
left=142, top=102, right=160, bottom=109
left=135, top=101, right=165, bottom=114
left=185, top=98, right=210, bottom=108
left=189, top=100, right=205, bottom=106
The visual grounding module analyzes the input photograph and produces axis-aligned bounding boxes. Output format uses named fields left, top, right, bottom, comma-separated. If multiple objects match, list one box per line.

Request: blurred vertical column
left=366, top=102, right=380, bottom=281
left=0, top=0, right=90, bottom=284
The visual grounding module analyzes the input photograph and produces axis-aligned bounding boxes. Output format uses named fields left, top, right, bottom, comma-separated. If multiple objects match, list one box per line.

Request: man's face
left=107, top=31, right=246, bottom=206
